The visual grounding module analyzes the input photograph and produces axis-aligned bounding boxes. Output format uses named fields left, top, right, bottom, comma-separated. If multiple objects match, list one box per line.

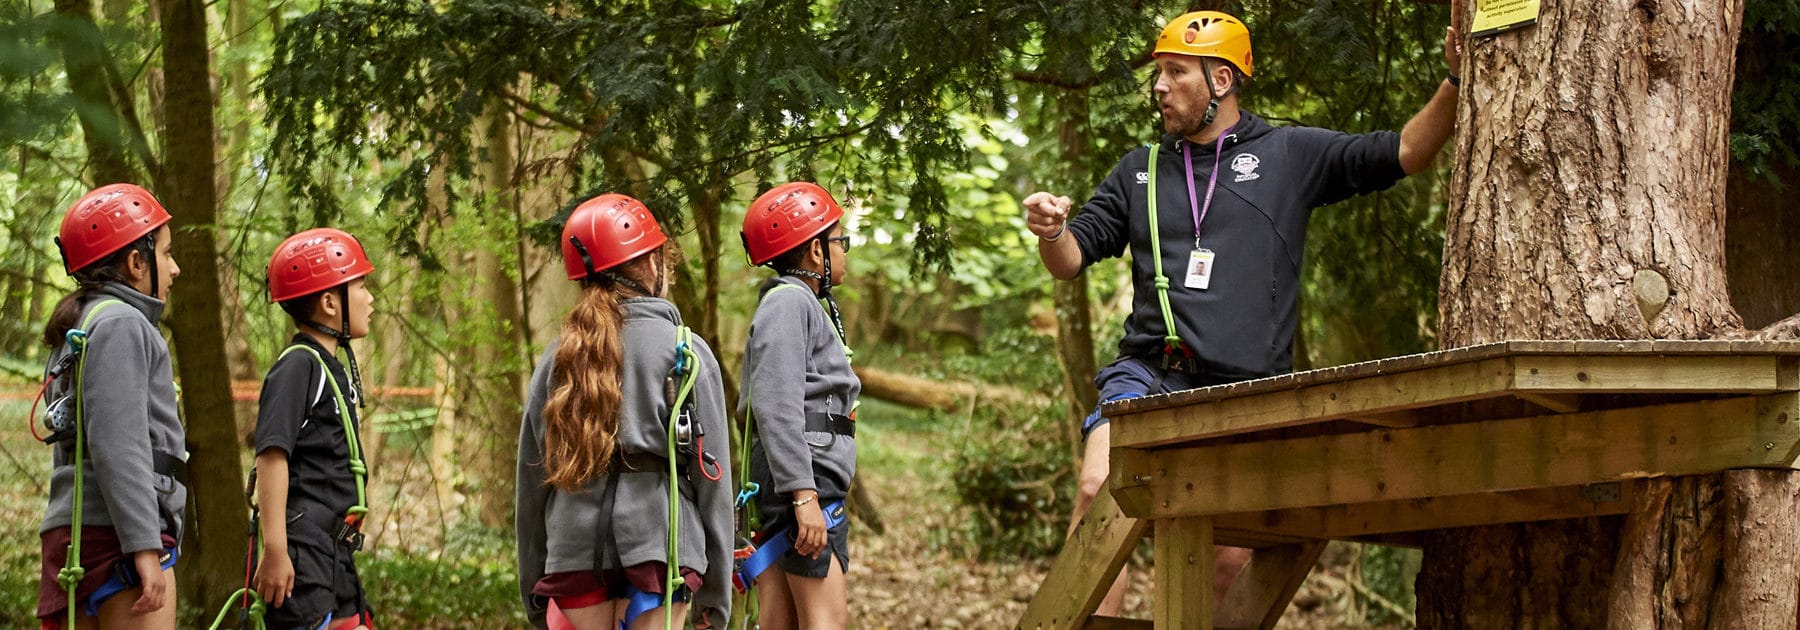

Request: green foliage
left=945, top=402, right=1074, bottom=560
left=1731, top=2, right=1800, bottom=179
left=1361, top=545, right=1421, bottom=626
left=358, top=525, right=527, bottom=626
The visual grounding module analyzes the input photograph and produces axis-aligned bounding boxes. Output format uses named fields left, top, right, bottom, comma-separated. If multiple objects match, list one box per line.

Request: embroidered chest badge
left=1231, top=153, right=1262, bottom=182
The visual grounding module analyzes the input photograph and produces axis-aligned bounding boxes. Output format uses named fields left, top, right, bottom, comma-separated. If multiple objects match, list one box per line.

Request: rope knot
left=57, top=565, right=85, bottom=589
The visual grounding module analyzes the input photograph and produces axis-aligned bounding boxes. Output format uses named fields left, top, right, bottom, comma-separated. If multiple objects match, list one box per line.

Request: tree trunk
left=52, top=0, right=136, bottom=185
left=1052, top=90, right=1100, bottom=456
left=462, top=104, right=528, bottom=528
left=1725, top=163, right=1799, bottom=332
left=157, top=0, right=249, bottom=613
left=216, top=0, right=260, bottom=393
left=852, top=365, right=1037, bottom=414
left=1422, top=2, right=1784, bottom=628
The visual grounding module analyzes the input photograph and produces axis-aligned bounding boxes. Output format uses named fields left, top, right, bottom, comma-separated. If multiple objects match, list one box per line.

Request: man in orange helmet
left=1024, top=9, right=1463, bottom=613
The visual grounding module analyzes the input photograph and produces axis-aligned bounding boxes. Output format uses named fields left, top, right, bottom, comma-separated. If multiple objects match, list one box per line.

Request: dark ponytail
left=41, top=235, right=153, bottom=348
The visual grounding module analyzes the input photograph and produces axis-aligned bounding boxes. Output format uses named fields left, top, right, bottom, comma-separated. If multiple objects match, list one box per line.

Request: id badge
left=1185, top=249, right=1215, bottom=290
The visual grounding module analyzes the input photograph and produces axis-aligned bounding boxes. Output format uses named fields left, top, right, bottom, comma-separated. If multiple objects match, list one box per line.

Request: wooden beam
left=1346, top=409, right=1425, bottom=428
left=1509, top=354, right=1785, bottom=393
left=1082, top=616, right=1153, bottom=630
left=1515, top=392, right=1582, bottom=414
left=1210, top=484, right=1634, bottom=540
left=1112, top=394, right=1800, bottom=519
left=1113, top=353, right=1796, bottom=449
left=1215, top=542, right=1326, bottom=630
left=1154, top=518, right=1214, bottom=630
left=1112, top=358, right=1514, bottom=448
left=1019, top=489, right=1149, bottom=630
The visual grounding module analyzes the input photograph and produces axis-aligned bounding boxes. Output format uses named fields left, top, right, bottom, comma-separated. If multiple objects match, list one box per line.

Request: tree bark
left=1052, top=90, right=1100, bottom=456
left=1424, top=1, right=1777, bottom=628
left=852, top=365, right=1037, bottom=414
left=157, top=0, right=249, bottom=613
left=463, top=104, right=527, bottom=528
left=52, top=0, right=136, bottom=185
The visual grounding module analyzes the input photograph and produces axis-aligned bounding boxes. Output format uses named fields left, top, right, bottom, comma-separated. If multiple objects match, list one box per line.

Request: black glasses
left=824, top=235, right=852, bottom=252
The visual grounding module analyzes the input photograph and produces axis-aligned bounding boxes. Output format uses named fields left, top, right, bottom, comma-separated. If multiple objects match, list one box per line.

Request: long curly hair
left=541, top=276, right=628, bottom=492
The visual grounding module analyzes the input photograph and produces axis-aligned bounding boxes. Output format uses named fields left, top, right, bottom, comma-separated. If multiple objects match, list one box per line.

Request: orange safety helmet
left=267, top=228, right=376, bottom=303
left=560, top=193, right=667, bottom=280
left=56, top=183, right=173, bottom=274
left=1154, top=11, right=1254, bottom=77
left=740, top=182, right=844, bottom=266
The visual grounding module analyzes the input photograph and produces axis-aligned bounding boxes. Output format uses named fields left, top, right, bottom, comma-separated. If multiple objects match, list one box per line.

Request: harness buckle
left=335, top=516, right=365, bottom=551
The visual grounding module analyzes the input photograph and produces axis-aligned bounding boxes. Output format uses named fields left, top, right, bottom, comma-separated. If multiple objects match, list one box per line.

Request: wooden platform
left=1019, top=340, right=1800, bottom=629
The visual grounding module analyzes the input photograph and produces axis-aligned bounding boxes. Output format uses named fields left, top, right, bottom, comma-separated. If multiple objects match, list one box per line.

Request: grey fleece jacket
left=739, top=276, right=860, bottom=504
left=515, top=298, right=733, bottom=628
left=39, top=282, right=188, bottom=555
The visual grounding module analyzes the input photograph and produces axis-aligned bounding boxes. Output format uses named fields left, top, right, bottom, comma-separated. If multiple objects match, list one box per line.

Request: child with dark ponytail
left=34, top=183, right=186, bottom=630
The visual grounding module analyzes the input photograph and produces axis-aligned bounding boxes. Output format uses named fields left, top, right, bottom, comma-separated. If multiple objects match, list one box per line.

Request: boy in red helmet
left=736, top=182, right=860, bottom=629
left=251, top=228, right=379, bottom=630
left=36, top=183, right=186, bottom=630
left=515, top=194, right=734, bottom=630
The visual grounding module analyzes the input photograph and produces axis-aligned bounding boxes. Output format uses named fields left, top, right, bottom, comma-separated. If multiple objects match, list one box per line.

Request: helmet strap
left=601, top=270, right=657, bottom=299
left=780, top=234, right=850, bottom=345
left=1199, top=58, right=1223, bottom=130
left=302, top=284, right=365, bottom=408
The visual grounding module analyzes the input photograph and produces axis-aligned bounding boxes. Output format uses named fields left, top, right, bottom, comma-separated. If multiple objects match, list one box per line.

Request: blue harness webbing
left=732, top=500, right=848, bottom=593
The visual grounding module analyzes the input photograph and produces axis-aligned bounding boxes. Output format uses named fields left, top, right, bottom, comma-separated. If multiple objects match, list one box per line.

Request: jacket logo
left=1135, top=171, right=1149, bottom=184
left=1231, top=154, right=1262, bottom=182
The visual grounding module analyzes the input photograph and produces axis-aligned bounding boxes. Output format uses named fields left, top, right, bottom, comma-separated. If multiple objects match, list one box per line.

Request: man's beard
left=1162, top=105, right=1207, bottom=138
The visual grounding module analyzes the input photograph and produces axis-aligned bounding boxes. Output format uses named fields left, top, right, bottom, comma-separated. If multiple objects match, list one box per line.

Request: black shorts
left=757, top=502, right=850, bottom=579
left=261, top=512, right=366, bottom=629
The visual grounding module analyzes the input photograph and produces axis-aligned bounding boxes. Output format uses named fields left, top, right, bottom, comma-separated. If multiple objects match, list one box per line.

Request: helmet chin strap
left=1198, top=58, right=1223, bottom=131
left=779, top=234, right=849, bottom=346
left=302, top=285, right=365, bottom=408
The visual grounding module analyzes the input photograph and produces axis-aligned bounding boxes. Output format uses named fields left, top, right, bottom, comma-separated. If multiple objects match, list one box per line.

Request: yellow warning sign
left=1472, top=0, right=1539, bottom=37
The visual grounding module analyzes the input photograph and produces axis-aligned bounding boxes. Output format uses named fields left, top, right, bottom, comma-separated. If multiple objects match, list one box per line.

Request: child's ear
left=125, top=249, right=150, bottom=284
left=318, top=291, right=339, bottom=319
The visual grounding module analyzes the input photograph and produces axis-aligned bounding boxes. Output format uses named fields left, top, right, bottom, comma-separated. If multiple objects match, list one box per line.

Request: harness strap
left=59, top=298, right=123, bottom=629
left=804, top=413, right=856, bottom=438
left=731, top=500, right=849, bottom=593
left=275, top=344, right=368, bottom=522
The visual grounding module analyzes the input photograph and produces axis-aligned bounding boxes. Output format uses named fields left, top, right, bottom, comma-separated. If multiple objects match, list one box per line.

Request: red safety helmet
left=56, top=183, right=173, bottom=274
left=741, top=182, right=844, bottom=266
left=561, top=194, right=667, bottom=280
left=267, top=228, right=376, bottom=303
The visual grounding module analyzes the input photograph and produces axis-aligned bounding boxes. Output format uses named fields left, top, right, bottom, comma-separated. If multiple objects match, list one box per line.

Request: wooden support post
left=1215, top=541, right=1326, bottom=630
left=1154, top=518, right=1214, bottom=630
left=1019, top=489, right=1149, bottom=630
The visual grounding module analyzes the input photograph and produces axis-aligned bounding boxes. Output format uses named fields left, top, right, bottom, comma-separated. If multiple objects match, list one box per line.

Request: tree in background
left=1422, top=1, right=1800, bottom=626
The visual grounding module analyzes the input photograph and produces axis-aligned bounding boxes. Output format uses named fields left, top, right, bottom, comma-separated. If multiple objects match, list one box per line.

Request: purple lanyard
left=1181, top=125, right=1233, bottom=248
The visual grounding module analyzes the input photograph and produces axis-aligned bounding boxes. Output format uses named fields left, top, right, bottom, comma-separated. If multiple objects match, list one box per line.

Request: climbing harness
left=207, top=342, right=367, bottom=630
left=732, top=500, right=848, bottom=593
left=48, top=299, right=119, bottom=630
left=609, top=326, right=706, bottom=630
